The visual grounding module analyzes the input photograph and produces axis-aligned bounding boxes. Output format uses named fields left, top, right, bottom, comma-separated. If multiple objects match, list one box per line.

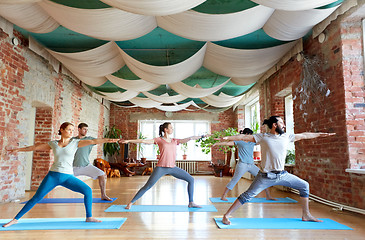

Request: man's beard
left=275, top=126, right=285, bottom=135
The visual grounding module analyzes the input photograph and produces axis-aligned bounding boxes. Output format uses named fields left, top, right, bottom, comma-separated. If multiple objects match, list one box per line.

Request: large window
left=285, top=94, right=295, bottom=151
left=245, top=97, right=260, bottom=133
left=138, top=120, right=210, bottom=160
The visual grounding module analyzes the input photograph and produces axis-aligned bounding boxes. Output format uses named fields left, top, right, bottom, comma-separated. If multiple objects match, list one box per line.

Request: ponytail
left=58, top=122, right=73, bottom=135
left=262, top=116, right=280, bottom=129
left=159, top=122, right=171, bottom=137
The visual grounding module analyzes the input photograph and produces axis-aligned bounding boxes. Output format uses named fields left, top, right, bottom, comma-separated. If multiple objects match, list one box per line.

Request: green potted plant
left=181, top=142, right=188, bottom=160
left=103, top=125, right=122, bottom=163
left=196, top=128, right=238, bottom=164
left=154, top=144, right=160, bottom=159
left=285, top=149, right=295, bottom=165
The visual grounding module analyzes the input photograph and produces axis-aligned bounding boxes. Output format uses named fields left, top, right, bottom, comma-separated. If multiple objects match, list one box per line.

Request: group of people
left=2, top=116, right=335, bottom=228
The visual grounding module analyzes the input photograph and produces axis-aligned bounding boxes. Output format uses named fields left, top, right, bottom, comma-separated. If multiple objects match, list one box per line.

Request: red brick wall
left=109, top=104, right=236, bottom=169
left=0, top=29, right=28, bottom=202
left=31, top=107, right=53, bottom=189
left=260, top=16, right=364, bottom=209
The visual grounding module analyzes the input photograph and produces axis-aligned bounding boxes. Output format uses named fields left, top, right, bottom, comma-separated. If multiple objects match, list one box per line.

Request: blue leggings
left=15, top=171, right=93, bottom=220
left=131, top=166, right=195, bottom=203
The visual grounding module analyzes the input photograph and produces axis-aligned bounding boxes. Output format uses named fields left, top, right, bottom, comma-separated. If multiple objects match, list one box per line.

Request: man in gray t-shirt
left=216, top=116, right=335, bottom=225
left=73, top=123, right=112, bottom=201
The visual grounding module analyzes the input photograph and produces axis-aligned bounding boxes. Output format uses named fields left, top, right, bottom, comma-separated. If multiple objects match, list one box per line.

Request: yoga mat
left=214, top=218, right=353, bottom=230
left=21, top=198, right=117, bottom=204
left=0, top=217, right=126, bottom=231
left=105, top=205, right=217, bottom=212
left=209, top=197, right=297, bottom=203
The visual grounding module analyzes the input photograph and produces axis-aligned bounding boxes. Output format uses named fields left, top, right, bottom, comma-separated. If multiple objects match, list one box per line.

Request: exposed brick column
left=0, top=29, right=28, bottom=201
left=71, top=84, right=82, bottom=126
left=31, top=107, right=53, bottom=189
left=341, top=20, right=365, bottom=169
left=97, top=103, right=105, bottom=158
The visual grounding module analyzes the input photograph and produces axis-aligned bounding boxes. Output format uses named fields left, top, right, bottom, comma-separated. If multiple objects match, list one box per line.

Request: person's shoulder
left=85, top=136, right=96, bottom=140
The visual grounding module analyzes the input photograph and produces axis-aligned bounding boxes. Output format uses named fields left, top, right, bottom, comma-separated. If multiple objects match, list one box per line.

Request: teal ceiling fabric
left=0, top=0, right=343, bottom=111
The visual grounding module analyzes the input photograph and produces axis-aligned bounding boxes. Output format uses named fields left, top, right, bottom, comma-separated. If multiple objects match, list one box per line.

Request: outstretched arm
left=119, top=139, right=155, bottom=145
left=179, top=134, right=211, bottom=144
left=216, top=135, right=256, bottom=142
left=7, top=143, right=51, bottom=154
left=78, top=138, right=120, bottom=148
left=294, top=132, right=336, bottom=142
left=212, top=141, right=235, bottom=147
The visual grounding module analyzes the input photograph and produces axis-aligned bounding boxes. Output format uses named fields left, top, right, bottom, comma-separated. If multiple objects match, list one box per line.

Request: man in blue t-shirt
left=73, top=123, right=112, bottom=201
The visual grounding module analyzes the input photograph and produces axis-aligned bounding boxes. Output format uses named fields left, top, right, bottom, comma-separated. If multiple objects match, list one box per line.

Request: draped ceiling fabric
left=0, top=0, right=342, bottom=111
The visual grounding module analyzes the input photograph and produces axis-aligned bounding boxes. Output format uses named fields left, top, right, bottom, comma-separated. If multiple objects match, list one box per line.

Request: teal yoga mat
left=214, top=218, right=352, bottom=230
left=0, top=217, right=126, bottom=231
left=209, top=197, right=297, bottom=203
left=105, top=205, right=217, bottom=212
left=21, top=198, right=117, bottom=204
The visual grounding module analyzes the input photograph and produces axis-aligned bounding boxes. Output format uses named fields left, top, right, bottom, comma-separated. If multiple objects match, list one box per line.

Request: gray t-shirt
left=73, top=136, right=96, bottom=167
left=234, top=141, right=256, bottom=164
left=49, top=138, right=80, bottom=174
left=253, top=133, right=295, bottom=173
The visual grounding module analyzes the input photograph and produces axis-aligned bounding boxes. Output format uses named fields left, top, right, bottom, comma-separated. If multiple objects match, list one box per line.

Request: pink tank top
left=154, top=137, right=180, bottom=168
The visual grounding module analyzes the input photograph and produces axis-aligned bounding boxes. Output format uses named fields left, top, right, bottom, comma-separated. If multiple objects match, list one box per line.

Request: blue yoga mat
left=214, top=218, right=352, bottom=230
left=105, top=205, right=217, bottom=212
left=21, top=198, right=117, bottom=204
left=0, top=217, right=126, bottom=231
left=209, top=197, right=297, bottom=203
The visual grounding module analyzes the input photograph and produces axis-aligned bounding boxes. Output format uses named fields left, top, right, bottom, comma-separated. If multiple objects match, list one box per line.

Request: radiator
left=150, top=161, right=197, bottom=174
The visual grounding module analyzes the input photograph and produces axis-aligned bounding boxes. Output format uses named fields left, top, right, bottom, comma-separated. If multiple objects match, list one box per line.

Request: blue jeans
left=15, top=171, right=93, bottom=219
left=226, top=162, right=260, bottom=190
left=238, top=171, right=309, bottom=204
left=131, top=166, right=195, bottom=203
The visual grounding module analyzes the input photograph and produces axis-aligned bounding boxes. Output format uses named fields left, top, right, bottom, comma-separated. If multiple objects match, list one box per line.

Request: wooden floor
left=1, top=175, right=364, bottom=239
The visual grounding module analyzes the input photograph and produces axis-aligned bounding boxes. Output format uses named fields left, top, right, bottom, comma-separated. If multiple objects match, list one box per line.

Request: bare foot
left=125, top=202, right=133, bottom=209
left=188, top=202, right=202, bottom=208
left=302, top=215, right=323, bottom=222
left=222, top=215, right=231, bottom=225
left=266, top=197, right=278, bottom=201
left=220, top=196, right=228, bottom=201
left=3, top=219, right=18, bottom=228
left=86, top=217, right=102, bottom=223
left=101, top=196, right=113, bottom=201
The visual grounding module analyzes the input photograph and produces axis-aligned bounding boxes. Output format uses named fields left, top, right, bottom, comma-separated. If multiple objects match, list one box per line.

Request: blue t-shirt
left=234, top=141, right=256, bottom=164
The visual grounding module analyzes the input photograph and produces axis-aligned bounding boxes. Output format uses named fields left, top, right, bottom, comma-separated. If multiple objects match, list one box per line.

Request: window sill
left=345, top=169, right=365, bottom=174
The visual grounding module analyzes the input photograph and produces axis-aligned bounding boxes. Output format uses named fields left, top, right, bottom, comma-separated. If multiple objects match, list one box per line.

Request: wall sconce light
left=11, top=37, right=20, bottom=46
left=318, top=33, right=327, bottom=43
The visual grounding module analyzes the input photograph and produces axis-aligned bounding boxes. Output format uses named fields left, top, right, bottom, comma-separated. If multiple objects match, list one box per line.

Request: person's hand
left=7, top=148, right=19, bottom=154
left=319, top=133, right=336, bottom=137
left=119, top=139, right=129, bottom=144
left=108, top=139, right=120, bottom=143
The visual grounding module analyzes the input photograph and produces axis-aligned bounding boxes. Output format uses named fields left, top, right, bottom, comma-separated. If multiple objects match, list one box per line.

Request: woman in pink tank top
left=121, top=122, right=207, bottom=209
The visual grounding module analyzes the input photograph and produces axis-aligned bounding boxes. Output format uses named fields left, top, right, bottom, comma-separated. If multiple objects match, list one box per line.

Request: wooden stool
left=142, top=167, right=153, bottom=176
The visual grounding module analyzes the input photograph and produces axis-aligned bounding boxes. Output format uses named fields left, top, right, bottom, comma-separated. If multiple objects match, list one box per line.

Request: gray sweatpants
left=131, top=166, right=195, bottom=203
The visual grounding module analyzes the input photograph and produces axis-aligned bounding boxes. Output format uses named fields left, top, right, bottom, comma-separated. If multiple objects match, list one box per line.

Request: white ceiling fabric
left=0, top=0, right=342, bottom=111
left=203, top=41, right=297, bottom=78
left=100, top=90, right=139, bottom=102
left=169, top=79, right=230, bottom=98
left=129, top=97, right=162, bottom=108
left=251, top=0, right=339, bottom=11
left=201, top=93, right=243, bottom=108
left=47, top=42, right=124, bottom=78
left=142, top=92, right=187, bottom=104
left=106, top=75, right=160, bottom=92
left=156, top=6, right=274, bottom=41
left=38, top=0, right=157, bottom=41
left=0, top=3, right=59, bottom=33
left=100, top=0, right=205, bottom=16
left=263, top=6, right=340, bottom=41
left=74, top=75, right=108, bottom=87
left=231, top=75, right=263, bottom=86
left=155, top=101, right=200, bottom=112
left=118, top=43, right=207, bottom=84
